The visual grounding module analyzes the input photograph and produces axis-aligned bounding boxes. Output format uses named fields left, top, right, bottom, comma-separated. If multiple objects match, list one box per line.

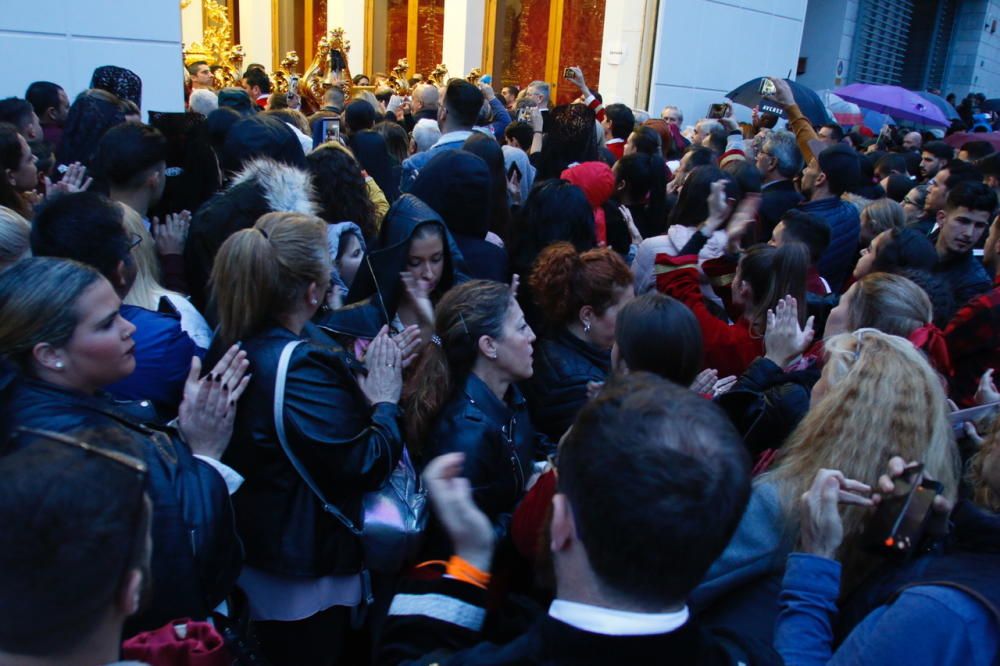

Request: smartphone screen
left=323, top=118, right=341, bottom=144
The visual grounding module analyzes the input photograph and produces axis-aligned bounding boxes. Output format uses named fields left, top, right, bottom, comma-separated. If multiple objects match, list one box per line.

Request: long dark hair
left=306, top=144, right=377, bottom=240
left=739, top=243, right=810, bottom=334
left=462, top=133, right=511, bottom=242
left=615, top=292, right=703, bottom=386
left=536, top=104, right=599, bottom=180
left=509, top=179, right=596, bottom=276
left=404, top=280, right=512, bottom=453
left=0, top=123, right=31, bottom=218
left=667, top=165, right=741, bottom=228
left=616, top=152, right=667, bottom=236
left=374, top=120, right=409, bottom=165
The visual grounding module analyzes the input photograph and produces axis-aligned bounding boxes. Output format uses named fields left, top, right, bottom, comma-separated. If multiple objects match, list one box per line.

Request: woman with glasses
left=0, top=256, right=246, bottom=633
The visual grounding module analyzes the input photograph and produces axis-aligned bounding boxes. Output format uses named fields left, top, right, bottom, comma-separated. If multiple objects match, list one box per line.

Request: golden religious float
left=180, top=0, right=617, bottom=106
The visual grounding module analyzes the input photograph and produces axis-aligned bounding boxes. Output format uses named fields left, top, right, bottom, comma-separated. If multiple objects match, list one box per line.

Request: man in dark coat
left=376, top=374, right=779, bottom=665
left=932, top=180, right=997, bottom=308
left=754, top=129, right=803, bottom=240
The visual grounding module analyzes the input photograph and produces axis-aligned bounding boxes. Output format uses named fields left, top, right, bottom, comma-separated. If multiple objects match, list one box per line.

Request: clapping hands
left=764, top=295, right=814, bottom=368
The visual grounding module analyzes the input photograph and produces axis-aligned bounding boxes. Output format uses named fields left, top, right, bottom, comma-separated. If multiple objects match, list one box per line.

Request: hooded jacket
left=327, top=221, right=366, bottom=298
left=185, top=157, right=318, bottom=310
left=318, top=194, right=469, bottom=339
left=409, top=151, right=509, bottom=283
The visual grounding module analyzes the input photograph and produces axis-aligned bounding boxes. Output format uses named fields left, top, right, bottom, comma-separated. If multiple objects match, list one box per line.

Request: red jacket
left=945, top=274, right=1000, bottom=407
left=654, top=253, right=764, bottom=377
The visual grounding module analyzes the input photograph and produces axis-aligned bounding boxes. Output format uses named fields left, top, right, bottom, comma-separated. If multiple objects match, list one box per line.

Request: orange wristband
left=444, top=555, right=491, bottom=590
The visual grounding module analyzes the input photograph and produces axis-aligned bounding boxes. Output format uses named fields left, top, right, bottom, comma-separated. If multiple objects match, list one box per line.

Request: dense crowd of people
left=2, top=62, right=1000, bottom=665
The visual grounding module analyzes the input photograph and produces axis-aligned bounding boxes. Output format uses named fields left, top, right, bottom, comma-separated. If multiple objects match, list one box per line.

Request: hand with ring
left=358, top=326, right=403, bottom=405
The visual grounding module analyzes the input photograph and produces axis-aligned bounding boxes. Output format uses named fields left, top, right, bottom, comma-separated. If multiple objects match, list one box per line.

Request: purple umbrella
left=835, top=83, right=949, bottom=127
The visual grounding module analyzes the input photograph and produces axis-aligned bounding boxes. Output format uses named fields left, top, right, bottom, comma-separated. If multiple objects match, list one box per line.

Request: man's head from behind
left=0, top=427, right=151, bottom=661
left=603, top=103, right=635, bottom=142
left=936, top=180, right=998, bottom=257
left=25, top=82, right=69, bottom=128
left=95, top=122, right=167, bottom=200
left=242, top=68, right=271, bottom=98
left=32, top=191, right=136, bottom=296
left=412, top=83, right=440, bottom=113
left=439, top=79, right=484, bottom=131
left=801, top=142, right=861, bottom=200
left=553, top=372, right=751, bottom=609
left=0, top=98, right=42, bottom=142
left=770, top=209, right=830, bottom=265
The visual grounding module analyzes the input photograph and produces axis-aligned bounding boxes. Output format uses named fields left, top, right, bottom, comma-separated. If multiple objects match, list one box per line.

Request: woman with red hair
left=522, top=241, right=634, bottom=440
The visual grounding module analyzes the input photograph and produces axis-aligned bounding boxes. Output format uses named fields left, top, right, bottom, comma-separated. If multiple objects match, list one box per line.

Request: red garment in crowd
left=806, top=266, right=831, bottom=296
left=945, top=274, right=1000, bottom=407
left=606, top=139, right=625, bottom=161
left=654, top=253, right=764, bottom=378
left=561, top=161, right=616, bottom=246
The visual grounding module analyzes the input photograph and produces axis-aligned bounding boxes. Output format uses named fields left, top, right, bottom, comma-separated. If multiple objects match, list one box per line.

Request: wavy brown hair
left=403, top=280, right=513, bottom=455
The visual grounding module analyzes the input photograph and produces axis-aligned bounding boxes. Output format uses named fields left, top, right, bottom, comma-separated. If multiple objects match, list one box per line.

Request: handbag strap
left=273, top=340, right=362, bottom=536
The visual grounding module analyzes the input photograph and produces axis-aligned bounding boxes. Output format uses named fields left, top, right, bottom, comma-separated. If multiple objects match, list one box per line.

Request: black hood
left=344, top=194, right=469, bottom=327
left=409, top=150, right=492, bottom=239
left=221, top=115, right=306, bottom=175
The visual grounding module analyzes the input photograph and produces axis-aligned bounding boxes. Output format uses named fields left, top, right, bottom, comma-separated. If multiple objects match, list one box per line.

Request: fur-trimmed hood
left=229, top=157, right=319, bottom=216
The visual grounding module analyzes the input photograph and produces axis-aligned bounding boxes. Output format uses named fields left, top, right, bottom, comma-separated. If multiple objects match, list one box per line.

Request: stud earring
left=55, top=361, right=64, bottom=369
left=583, top=321, right=591, bottom=334
left=311, top=299, right=318, bottom=305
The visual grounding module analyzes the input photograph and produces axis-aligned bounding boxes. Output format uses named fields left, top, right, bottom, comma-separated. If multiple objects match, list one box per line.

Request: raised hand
left=975, top=368, right=1000, bottom=405
left=423, top=452, right=496, bottom=571
left=394, top=324, right=423, bottom=369
left=764, top=295, right=814, bottom=368
left=620, top=204, right=642, bottom=246
left=689, top=368, right=719, bottom=395
left=358, top=326, right=402, bottom=405
left=724, top=192, right=761, bottom=249
left=875, top=456, right=952, bottom=541
left=152, top=211, right=191, bottom=256
left=765, top=77, right=796, bottom=108
left=799, top=469, right=873, bottom=559
left=178, top=347, right=251, bottom=460
left=712, top=375, right=738, bottom=397
left=45, top=162, right=93, bottom=196
left=400, top=270, right=435, bottom=327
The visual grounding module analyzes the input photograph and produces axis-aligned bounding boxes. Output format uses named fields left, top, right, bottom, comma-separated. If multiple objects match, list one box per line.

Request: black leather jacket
left=0, top=376, right=242, bottom=632
left=424, top=374, right=538, bottom=547
left=522, top=328, right=610, bottom=441
left=217, top=323, right=403, bottom=577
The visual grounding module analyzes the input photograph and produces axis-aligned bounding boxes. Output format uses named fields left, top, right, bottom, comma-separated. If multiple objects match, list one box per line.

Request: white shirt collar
left=548, top=599, right=689, bottom=636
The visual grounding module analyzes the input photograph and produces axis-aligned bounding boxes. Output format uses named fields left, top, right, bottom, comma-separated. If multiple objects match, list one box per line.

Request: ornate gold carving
left=182, top=0, right=243, bottom=88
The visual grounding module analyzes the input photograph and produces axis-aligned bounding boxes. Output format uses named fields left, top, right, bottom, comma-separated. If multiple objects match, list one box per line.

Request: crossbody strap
left=274, top=340, right=362, bottom=536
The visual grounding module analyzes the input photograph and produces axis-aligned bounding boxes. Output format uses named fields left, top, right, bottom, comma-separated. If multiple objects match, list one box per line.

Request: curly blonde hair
left=762, top=329, right=959, bottom=589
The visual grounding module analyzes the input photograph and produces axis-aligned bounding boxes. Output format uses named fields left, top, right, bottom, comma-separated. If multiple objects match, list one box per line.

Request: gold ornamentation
left=427, top=63, right=449, bottom=86
left=182, top=0, right=243, bottom=88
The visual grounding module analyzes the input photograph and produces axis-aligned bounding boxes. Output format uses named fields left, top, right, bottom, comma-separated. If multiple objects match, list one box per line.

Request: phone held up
left=563, top=67, right=575, bottom=79
left=707, top=103, right=730, bottom=119
left=862, top=463, right=943, bottom=558
left=759, top=77, right=777, bottom=96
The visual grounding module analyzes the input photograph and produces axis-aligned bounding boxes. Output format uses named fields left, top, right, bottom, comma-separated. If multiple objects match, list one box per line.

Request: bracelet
left=444, top=555, right=491, bottom=589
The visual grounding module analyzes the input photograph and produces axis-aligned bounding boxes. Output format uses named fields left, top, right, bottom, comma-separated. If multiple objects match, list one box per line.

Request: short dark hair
left=875, top=153, right=908, bottom=178
left=819, top=123, right=845, bottom=142
left=922, top=140, right=953, bottom=162
left=781, top=209, right=831, bottom=263
left=615, top=293, right=703, bottom=385
left=977, top=151, right=1000, bottom=178
left=558, top=372, right=751, bottom=605
left=943, top=160, right=984, bottom=189
left=31, top=192, right=129, bottom=281
left=344, top=99, right=376, bottom=133
left=605, top=103, right=635, bottom=141
left=0, top=98, right=35, bottom=132
left=509, top=179, right=595, bottom=275
left=684, top=144, right=715, bottom=170
left=443, top=79, right=484, bottom=128
left=883, top=173, right=913, bottom=202
left=504, top=121, right=533, bottom=149
left=871, top=227, right=938, bottom=274
left=94, top=122, right=167, bottom=188
left=243, top=68, right=271, bottom=95
left=186, top=60, right=209, bottom=76
left=960, top=140, right=995, bottom=161
left=945, top=180, right=998, bottom=215
left=24, top=82, right=63, bottom=118
left=0, top=426, right=150, bottom=656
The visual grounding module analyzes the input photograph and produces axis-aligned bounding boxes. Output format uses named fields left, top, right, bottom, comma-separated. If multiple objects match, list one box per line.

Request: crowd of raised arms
left=3, top=63, right=1000, bottom=666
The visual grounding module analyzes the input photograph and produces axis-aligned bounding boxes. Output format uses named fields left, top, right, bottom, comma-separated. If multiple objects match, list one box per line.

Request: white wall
left=796, top=0, right=855, bottom=91
left=442, top=0, right=487, bottom=77
left=647, top=0, right=808, bottom=127
left=239, top=0, right=274, bottom=72
left=598, top=0, right=655, bottom=109
left=0, top=0, right=185, bottom=116
left=328, top=0, right=367, bottom=74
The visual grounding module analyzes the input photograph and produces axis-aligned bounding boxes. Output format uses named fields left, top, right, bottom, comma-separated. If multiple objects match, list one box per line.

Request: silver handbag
left=273, top=340, right=428, bottom=574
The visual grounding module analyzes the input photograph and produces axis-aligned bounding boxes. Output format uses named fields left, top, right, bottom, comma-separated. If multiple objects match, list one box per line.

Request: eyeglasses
left=128, top=233, right=143, bottom=251
left=13, top=426, right=147, bottom=475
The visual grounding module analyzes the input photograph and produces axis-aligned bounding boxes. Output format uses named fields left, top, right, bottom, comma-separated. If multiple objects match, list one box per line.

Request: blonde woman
left=0, top=206, right=30, bottom=271
left=118, top=204, right=212, bottom=349
left=691, top=328, right=959, bottom=635
left=859, top=198, right=905, bottom=247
